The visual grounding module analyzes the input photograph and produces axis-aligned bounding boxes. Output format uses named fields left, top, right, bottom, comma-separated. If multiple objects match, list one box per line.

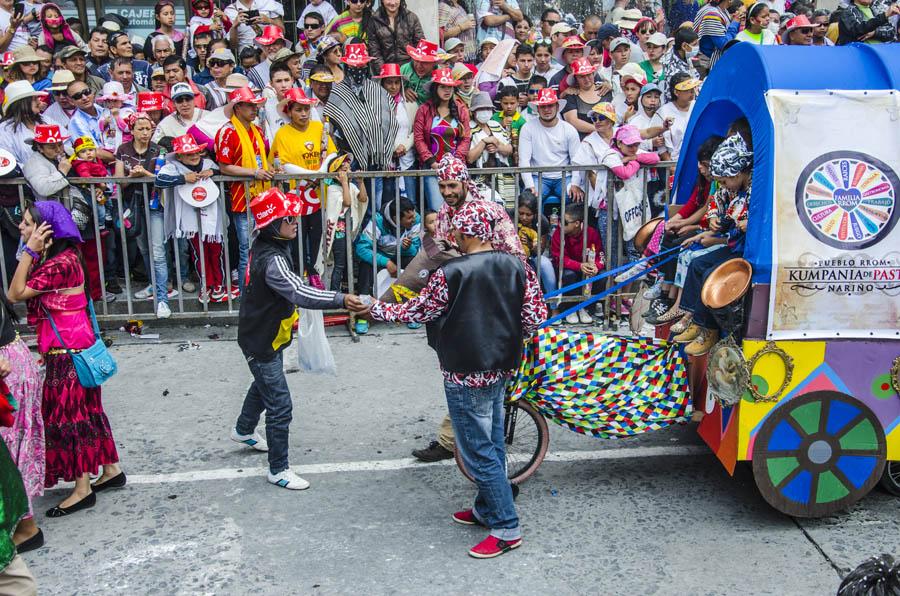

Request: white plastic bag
left=376, top=268, right=397, bottom=298
left=297, top=308, right=336, bottom=375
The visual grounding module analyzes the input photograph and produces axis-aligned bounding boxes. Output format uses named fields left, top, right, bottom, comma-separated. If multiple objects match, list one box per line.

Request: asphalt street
left=19, top=324, right=900, bottom=595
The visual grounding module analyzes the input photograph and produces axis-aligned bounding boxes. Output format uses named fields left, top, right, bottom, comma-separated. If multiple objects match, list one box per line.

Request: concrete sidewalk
left=20, top=326, right=900, bottom=595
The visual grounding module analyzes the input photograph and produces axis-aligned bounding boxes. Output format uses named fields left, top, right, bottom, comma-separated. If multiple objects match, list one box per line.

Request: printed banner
left=766, top=90, right=900, bottom=339
left=508, top=329, right=691, bottom=439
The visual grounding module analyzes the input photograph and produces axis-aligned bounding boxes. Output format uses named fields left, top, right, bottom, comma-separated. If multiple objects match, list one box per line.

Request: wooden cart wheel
left=752, top=391, right=886, bottom=518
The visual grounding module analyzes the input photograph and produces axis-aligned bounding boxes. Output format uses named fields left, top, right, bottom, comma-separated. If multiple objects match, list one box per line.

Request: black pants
left=329, top=234, right=347, bottom=292
left=299, top=214, right=323, bottom=274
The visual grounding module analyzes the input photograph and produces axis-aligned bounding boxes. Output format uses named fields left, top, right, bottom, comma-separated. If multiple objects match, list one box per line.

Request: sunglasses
left=588, top=113, right=608, bottom=123
left=348, top=0, right=364, bottom=4
left=283, top=216, right=297, bottom=224
left=304, top=22, right=321, bottom=28
left=527, top=88, right=541, bottom=94
left=52, top=90, right=68, bottom=97
left=174, top=95, right=194, bottom=103
left=208, top=59, right=230, bottom=67
left=70, top=89, right=93, bottom=101
left=639, top=28, right=655, bottom=34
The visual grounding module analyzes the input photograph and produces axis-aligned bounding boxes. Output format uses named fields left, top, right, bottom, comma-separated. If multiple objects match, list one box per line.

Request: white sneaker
left=156, top=302, right=171, bottom=319
left=614, top=261, right=648, bottom=283
left=643, top=278, right=663, bottom=300
left=267, top=469, right=310, bottom=491
left=565, top=311, right=580, bottom=324
left=230, top=428, right=269, bottom=452
left=578, top=308, right=593, bottom=324
left=181, top=280, right=197, bottom=293
left=135, top=285, right=152, bottom=300
left=166, top=287, right=180, bottom=299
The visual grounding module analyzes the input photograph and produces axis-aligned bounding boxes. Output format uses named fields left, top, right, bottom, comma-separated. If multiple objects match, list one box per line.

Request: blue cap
left=596, top=23, right=620, bottom=42
left=640, top=82, right=662, bottom=96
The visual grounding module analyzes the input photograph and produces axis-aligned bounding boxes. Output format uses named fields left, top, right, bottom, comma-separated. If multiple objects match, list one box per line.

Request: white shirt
left=658, top=101, right=693, bottom=162
left=517, top=117, right=581, bottom=188
left=300, top=1, right=338, bottom=28
left=152, top=109, right=208, bottom=143
left=0, top=7, right=29, bottom=52
left=628, top=107, right=666, bottom=155
left=224, top=0, right=285, bottom=52
left=42, top=102, right=77, bottom=131
left=571, top=132, right=616, bottom=209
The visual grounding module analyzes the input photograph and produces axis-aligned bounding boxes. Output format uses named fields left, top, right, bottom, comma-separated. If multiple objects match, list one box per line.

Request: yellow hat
left=590, top=102, right=618, bottom=123
left=674, top=78, right=701, bottom=92
left=309, top=71, right=336, bottom=83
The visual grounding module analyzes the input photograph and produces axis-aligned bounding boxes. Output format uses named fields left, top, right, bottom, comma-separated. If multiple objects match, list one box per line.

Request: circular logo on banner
left=191, top=187, right=207, bottom=202
left=795, top=151, right=899, bottom=250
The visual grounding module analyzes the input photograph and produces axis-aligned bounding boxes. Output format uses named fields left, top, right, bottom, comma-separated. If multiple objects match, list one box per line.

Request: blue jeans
left=234, top=212, right=250, bottom=293
left=236, top=351, right=293, bottom=475
left=680, top=245, right=735, bottom=330
left=144, top=209, right=168, bottom=304
left=444, top=379, right=520, bottom=540
left=422, top=175, right=444, bottom=212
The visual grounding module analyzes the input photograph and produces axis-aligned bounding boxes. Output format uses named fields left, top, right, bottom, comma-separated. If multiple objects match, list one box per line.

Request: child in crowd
left=673, top=133, right=753, bottom=356
left=493, top=86, right=526, bottom=139
left=550, top=203, right=605, bottom=324
left=97, top=82, right=134, bottom=154
left=155, top=134, right=232, bottom=304
left=187, top=0, right=231, bottom=53
left=517, top=191, right=558, bottom=314
left=70, top=136, right=118, bottom=215
left=644, top=135, right=723, bottom=326
left=354, top=198, right=421, bottom=332
left=423, top=209, right=437, bottom=238
left=321, top=157, right=367, bottom=293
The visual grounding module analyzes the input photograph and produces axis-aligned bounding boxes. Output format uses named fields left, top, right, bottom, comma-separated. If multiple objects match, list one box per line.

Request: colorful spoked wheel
left=752, top=391, right=886, bottom=518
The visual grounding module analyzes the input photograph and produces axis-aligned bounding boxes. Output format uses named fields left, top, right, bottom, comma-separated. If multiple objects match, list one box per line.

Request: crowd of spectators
left=0, top=0, right=896, bottom=330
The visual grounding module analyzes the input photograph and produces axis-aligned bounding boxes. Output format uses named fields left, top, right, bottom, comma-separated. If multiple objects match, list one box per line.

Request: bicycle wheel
left=455, top=400, right=550, bottom=485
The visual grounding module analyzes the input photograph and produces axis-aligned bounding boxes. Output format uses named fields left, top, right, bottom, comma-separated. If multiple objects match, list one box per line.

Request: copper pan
left=633, top=217, right=663, bottom=253
left=701, top=258, right=753, bottom=309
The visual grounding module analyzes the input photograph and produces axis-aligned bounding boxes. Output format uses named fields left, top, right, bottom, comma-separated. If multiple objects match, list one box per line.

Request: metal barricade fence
left=1, top=161, right=675, bottom=331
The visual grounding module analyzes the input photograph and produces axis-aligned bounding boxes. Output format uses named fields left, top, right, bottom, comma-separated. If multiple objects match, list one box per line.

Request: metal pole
left=114, top=184, right=133, bottom=316
left=89, top=184, right=108, bottom=316
left=141, top=182, right=158, bottom=314
left=196, top=207, right=208, bottom=314
left=220, top=183, right=235, bottom=312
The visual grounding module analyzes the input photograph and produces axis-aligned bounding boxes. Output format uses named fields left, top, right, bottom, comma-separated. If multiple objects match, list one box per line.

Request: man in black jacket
left=837, top=0, right=900, bottom=44
left=369, top=200, right=547, bottom=559
left=230, top=187, right=367, bottom=491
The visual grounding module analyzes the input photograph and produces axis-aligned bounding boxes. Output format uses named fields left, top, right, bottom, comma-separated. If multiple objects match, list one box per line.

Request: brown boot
left=685, top=328, right=719, bottom=356
left=673, top=322, right=701, bottom=343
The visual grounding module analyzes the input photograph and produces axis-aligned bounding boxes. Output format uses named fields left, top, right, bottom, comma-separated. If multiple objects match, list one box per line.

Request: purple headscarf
left=34, top=201, right=83, bottom=243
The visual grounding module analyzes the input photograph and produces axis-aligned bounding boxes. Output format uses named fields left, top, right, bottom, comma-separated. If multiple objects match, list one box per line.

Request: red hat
left=229, top=85, right=265, bottom=105
left=172, top=133, right=204, bottom=154
left=532, top=87, right=559, bottom=106
left=250, top=187, right=301, bottom=230
left=193, top=24, right=212, bottom=37
left=341, top=43, right=373, bottom=67
left=0, top=52, right=13, bottom=67
left=30, top=123, right=70, bottom=144
left=570, top=56, right=596, bottom=76
left=406, top=39, right=440, bottom=63
left=137, top=91, right=165, bottom=112
left=255, top=25, right=286, bottom=46
left=785, top=15, right=813, bottom=32
left=290, top=184, right=322, bottom=216
left=373, top=63, right=402, bottom=79
left=279, top=87, right=318, bottom=114
left=431, top=68, right=460, bottom=87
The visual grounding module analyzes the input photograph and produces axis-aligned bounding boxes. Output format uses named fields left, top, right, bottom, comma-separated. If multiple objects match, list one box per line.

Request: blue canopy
left=670, top=43, right=900, bottom=282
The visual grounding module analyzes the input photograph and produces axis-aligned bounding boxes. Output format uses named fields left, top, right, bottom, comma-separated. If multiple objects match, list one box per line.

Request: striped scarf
left=323, top=80, right=398, bottom=169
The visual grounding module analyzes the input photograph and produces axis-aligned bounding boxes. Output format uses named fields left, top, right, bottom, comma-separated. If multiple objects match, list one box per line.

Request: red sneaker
left=468, top=535, right=522, bottom=559
left=451, top=509, right=484, bottom=526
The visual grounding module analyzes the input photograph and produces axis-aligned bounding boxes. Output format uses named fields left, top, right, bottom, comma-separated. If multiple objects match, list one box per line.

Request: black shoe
left=16, top=529, right=44, bottom=553
left=644, top=298, right=673, bottom=324
left=46, top=492, right=96, bottom=518
left=92, top=471, right=127, bottom=493
left=106, top=279, right=123, bottom=294
left=412, top=441, right=454, bottom=462
left=511, top=483, right=520, bottom=501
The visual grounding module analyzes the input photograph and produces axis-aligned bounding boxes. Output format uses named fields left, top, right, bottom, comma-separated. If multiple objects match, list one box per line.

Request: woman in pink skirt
left=7, top=201, right=125, bottom=518
left=0, top=295, right=44, bottom=552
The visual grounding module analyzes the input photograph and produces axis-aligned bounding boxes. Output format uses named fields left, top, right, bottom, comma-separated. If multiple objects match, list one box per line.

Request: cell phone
left=13, top=2, right=24, bottom=18
left=246, top=9, right=260, bottom=20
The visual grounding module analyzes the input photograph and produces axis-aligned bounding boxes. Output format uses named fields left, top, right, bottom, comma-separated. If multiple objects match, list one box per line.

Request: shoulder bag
left=44, top=300, right=118, bottom=388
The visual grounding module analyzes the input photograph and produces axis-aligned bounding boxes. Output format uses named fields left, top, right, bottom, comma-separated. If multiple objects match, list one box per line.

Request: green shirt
left=400, top=62, right=430, bottom=106
left=491, top=111, right=525, bottom=136
left=638, top=60, right=665, bottom=85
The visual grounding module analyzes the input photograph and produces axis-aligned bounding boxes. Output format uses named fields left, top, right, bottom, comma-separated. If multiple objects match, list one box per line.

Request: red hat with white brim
left=0, top=52, right=13, bottom=67
left=373, top=63, right=402, bottom=79
left=406, top=39, right=440, bottom=63
left=250, top=187, right=302, bottom=230
left=0, top=149, right=15, bottom=176
left=341, top=43, right=373, bottom=67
